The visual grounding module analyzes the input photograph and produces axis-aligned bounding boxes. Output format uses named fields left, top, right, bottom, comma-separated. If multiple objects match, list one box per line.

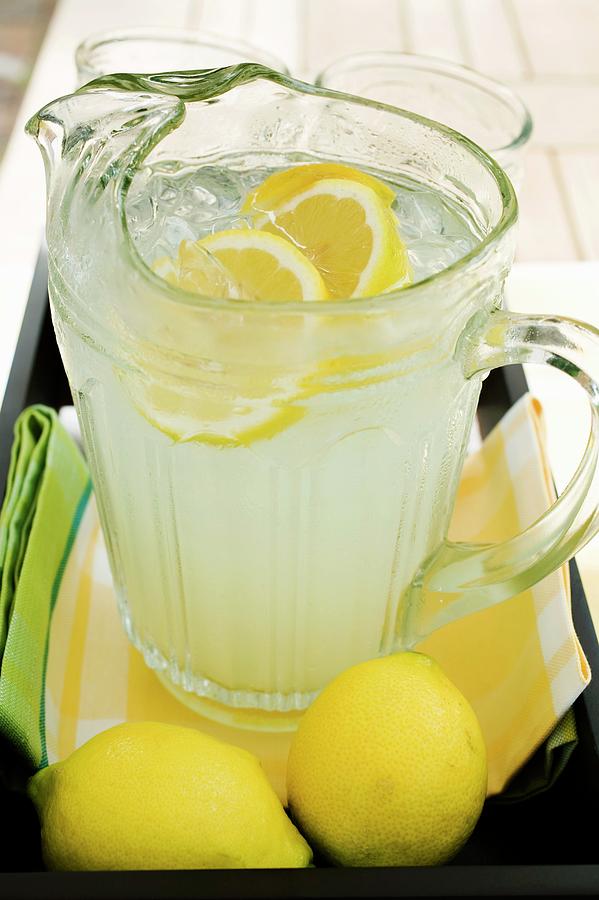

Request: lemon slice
left=126, top=377, right=306, bottom=448
left=138, top=165, right=411, bottom=446
left=195, top=229, right=328, bottom=302
left=134, top=231, right=328, bottom=446
left=244, top=166, right=412, bottom=299
left=153, top=242, right=243, bottom=299
left=242, top=162, right=397, bottom=211
left=155, top=230, right=327, bottom=302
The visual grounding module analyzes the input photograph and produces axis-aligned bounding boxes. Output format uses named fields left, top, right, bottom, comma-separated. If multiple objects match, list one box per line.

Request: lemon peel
left=243, top=164, right=412, bottom=299
left=241, top=161, right=397, bottom=211
left=28, top=721, right=312, bottom=871
left=287, top=652, right=487, bottom=867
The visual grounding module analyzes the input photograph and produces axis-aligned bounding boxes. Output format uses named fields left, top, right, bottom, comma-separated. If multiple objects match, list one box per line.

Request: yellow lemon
left=142, top=230, right=327, bottom=444
left=242, top=161, right=398, bottom=209
left=124, top=374, right=306, bottom=448
left=143, top=164, right=411, bottom=445
left=287, top=652, right=487, bottom=867
left=28, top=721, right=312, bottom=871
left=243, top=164, right=412, bottom=299
left=158, top=229, right=328, bottom=302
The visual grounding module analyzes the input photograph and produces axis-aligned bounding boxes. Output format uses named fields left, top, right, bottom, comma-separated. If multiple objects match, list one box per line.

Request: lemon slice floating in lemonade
left=197, top=229, right=328, bottom=302
left=155, top=228, right=328, bottom=302
left=141, top=233, right=325, bottom=446
left=125, top=377, right=307, bottom=448
left=242, top=161, right=398, bottom=209
left=138, top=163, right=412, bottom=446
left=243, top=163, right=412, bottom=299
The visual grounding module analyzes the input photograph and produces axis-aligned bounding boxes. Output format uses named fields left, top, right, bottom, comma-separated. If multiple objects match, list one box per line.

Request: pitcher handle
left=402, top=309, right=599, bottom=645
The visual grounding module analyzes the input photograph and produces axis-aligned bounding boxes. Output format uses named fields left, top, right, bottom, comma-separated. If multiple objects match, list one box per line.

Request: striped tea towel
left=0, top=398, right=590, bottom=802
left=0, top=406, right=90, bottom=767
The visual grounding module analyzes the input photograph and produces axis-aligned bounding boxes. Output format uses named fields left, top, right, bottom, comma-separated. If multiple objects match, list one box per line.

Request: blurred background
left=0, top=0, right=55, bottom=158
left=1, top=0, right=599, bottom=262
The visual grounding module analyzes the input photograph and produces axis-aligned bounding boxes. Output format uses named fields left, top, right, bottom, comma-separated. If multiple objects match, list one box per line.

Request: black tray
left=1, top=253, right=599, bottom=898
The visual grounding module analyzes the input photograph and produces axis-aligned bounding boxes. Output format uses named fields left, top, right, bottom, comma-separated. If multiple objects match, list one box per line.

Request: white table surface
left=1, top=0, right=598, bottom=625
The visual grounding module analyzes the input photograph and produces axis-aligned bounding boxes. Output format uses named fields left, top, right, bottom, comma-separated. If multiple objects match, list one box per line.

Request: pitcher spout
left=25, top=64, right=281, bottom=222
left=26, top=86, right=185, bottom=234
left=25, top=104, right=63, bottom=192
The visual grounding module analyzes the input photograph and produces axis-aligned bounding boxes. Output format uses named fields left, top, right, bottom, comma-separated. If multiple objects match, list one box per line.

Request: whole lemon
left=28, top=721, right=311, bottom=870
left=287, top=652, right=486, bottom=867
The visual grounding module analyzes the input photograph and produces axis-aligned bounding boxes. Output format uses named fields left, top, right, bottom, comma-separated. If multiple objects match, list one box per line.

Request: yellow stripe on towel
left=57, top=520, right=98, bottom=759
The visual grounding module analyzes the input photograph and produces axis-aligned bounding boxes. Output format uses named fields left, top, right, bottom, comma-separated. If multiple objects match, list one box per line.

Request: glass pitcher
left=27, top=66, right=599, bottom=730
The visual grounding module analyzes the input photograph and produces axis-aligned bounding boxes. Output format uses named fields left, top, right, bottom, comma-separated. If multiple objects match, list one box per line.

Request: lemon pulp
left=246, top=167, right=412, bottom=299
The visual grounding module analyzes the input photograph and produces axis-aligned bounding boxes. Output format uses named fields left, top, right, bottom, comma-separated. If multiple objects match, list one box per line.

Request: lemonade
left=129, top=157, right=476, bottom=290
left=33, top=67, right=598, bottom=732
left=61, top=155, right=481, bottom=725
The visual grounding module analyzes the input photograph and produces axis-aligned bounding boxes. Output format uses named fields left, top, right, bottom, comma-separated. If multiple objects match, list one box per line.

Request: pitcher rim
left=32, top=65, right=519, bottom=316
